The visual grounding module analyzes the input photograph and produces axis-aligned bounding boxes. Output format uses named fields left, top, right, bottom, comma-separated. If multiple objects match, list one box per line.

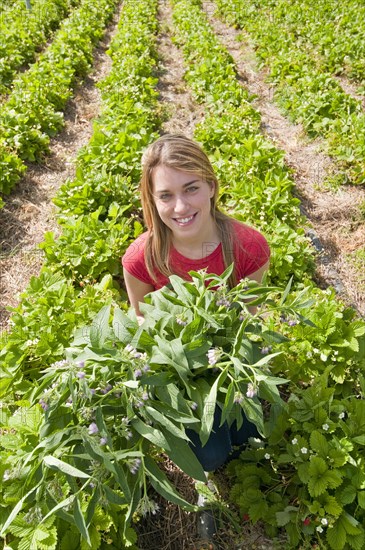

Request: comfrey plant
left=0, top=267, right=314, bottom=548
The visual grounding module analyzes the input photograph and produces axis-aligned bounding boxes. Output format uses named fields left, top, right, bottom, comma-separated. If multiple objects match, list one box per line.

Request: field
left=1, top=0, right=365, bottom=549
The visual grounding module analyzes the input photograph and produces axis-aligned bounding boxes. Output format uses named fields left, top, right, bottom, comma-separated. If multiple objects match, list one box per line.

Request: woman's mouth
left=173, top=213, right=197, bottom=226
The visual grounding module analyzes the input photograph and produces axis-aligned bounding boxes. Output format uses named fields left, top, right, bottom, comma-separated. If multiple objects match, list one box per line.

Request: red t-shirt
left=122, top=219, right=270, bottom=290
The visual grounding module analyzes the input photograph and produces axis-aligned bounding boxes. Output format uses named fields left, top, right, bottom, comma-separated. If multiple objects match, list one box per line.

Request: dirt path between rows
left=203, top=1, right=365, bottom=317
left=0, top=6, right=122, bottom=332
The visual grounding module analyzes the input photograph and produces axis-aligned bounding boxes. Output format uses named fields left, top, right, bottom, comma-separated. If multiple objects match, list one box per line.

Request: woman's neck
left=172, top=223, right=221, bottom=259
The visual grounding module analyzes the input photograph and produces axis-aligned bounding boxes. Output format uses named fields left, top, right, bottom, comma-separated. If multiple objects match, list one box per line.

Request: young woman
left=122, top=133, right=270, bottom=471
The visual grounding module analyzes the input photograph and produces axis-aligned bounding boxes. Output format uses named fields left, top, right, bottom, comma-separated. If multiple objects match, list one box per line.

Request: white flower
left=26, top=339, right=39, bottom=347
left=316, top=526, right=324, bottom=533
left=301, top=447, right=308, bottom=454
left=176, top=317, right=187, bottom=326
left=306, top=351, right=313, bottom=358
left=292, top=438, right=298, bottom=445
left=246, top=383, right=257, bottom=398
left=321, top=518, right=328, bottom=526
left=137, top=495, right=160, bottom=517
left=207, top=348, right=220, bottom=366
left=264, top=453, right=271, bottom=459
left=322, top=423, right=329, bottom=431
left=313, top=348, right=319, bottom=354
left=88, top=422, right=99, bottom=435
left=3, top=470, right=11, bottom=481
left=320, top=353, right=328, bottom=362
left=51, top=359, right=69, bottom=368
left=338, top=412, right=345, bottom=419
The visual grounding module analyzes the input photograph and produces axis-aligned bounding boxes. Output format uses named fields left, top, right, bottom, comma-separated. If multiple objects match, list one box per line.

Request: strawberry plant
left=54, top=0, right=161, bottom=218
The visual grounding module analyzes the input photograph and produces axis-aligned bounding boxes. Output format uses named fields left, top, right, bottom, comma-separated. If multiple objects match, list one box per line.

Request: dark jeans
left=186, top=406, right=258, bottom=472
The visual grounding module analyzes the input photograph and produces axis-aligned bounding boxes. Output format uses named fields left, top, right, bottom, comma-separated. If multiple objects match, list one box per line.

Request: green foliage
left=39, top=204, right=134, bottom=282
left=0, top=144, right=26, bottom=195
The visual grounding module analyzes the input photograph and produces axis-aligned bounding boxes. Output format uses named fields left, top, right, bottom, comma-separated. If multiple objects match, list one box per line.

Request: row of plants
left=215, top=0, right=365, bottom=186
left=0, top=0, right=118, bottom=201
left=0, top=0, right=80, bottom=95
left=170, top=0, right=365, bottom=548
left=0, top=0, right=166, bottom=548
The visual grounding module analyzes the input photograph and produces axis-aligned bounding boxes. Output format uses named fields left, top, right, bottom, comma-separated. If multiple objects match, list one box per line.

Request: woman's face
left=152, top=165, right=215, bottom=242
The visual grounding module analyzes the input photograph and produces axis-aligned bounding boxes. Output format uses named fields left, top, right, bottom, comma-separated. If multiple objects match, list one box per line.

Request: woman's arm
left=123, top=268, right=154, bottom=319
left=247, top=260, right=270, bottom=284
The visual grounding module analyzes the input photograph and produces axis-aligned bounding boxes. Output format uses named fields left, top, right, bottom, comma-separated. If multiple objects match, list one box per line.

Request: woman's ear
left=209, top=181, right=216, bottom=198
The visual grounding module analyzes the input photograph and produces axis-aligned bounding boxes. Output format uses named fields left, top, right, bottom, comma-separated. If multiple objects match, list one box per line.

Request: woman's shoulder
left=121, top=231, right=149, bottom=265
left=229, top=218, right=270, bottom=275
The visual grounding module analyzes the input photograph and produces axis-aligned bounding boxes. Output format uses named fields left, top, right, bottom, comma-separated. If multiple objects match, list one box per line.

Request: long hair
left=139, top=134, right=237, bottom=287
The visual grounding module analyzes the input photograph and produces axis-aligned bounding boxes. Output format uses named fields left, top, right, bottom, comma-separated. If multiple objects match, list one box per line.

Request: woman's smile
left=173, top=213, right=197, bottom=226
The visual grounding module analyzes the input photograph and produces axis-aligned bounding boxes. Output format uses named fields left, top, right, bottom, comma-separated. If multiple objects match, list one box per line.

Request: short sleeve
left=233, top=221, right=270, bottom=278
left=121, top=233, right=153, bottom=285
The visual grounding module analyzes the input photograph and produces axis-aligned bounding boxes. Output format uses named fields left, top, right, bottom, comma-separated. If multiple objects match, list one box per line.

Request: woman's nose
left=174, top=195, right=189, bottom=212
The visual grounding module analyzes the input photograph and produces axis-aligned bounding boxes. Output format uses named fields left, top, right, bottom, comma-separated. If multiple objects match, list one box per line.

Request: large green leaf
left=163, top=431, right=206, bottom=481
left=90, top=305, right=111, bottom=348
left=144, top=455, right=197, bottom=510
left=112, top=307, right=135, bottom=344
left=200, top=370, right=227, bottom=446
left=168, top=275, right=196, bottom=303
left=44, top=456, right=90, bottom=478
left=131, top=417, right=171, bottom=450
left=241, top=397, right=264, bottom=436
left=326, top=515, right=356, bottom=549
left=74, top=496, right=90, bottom=546
left=310, top=430, right=329, bottom=456
left=152, top=400, right=199, bottom=424
left=144, top=405, right=190, bottom=440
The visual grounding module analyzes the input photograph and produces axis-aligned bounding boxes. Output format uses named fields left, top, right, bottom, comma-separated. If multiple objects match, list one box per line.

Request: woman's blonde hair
left=140, top=134, right=237, bottom=287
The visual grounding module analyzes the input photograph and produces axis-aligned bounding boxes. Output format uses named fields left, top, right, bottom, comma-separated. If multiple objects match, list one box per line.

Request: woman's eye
left=160, top=194, right=171, bottom=201
left=186, top=186, right=198, bottom=193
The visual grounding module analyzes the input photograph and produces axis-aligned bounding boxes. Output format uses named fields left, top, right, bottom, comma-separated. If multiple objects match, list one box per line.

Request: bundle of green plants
left=1, top=269, right=319, bottom=549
